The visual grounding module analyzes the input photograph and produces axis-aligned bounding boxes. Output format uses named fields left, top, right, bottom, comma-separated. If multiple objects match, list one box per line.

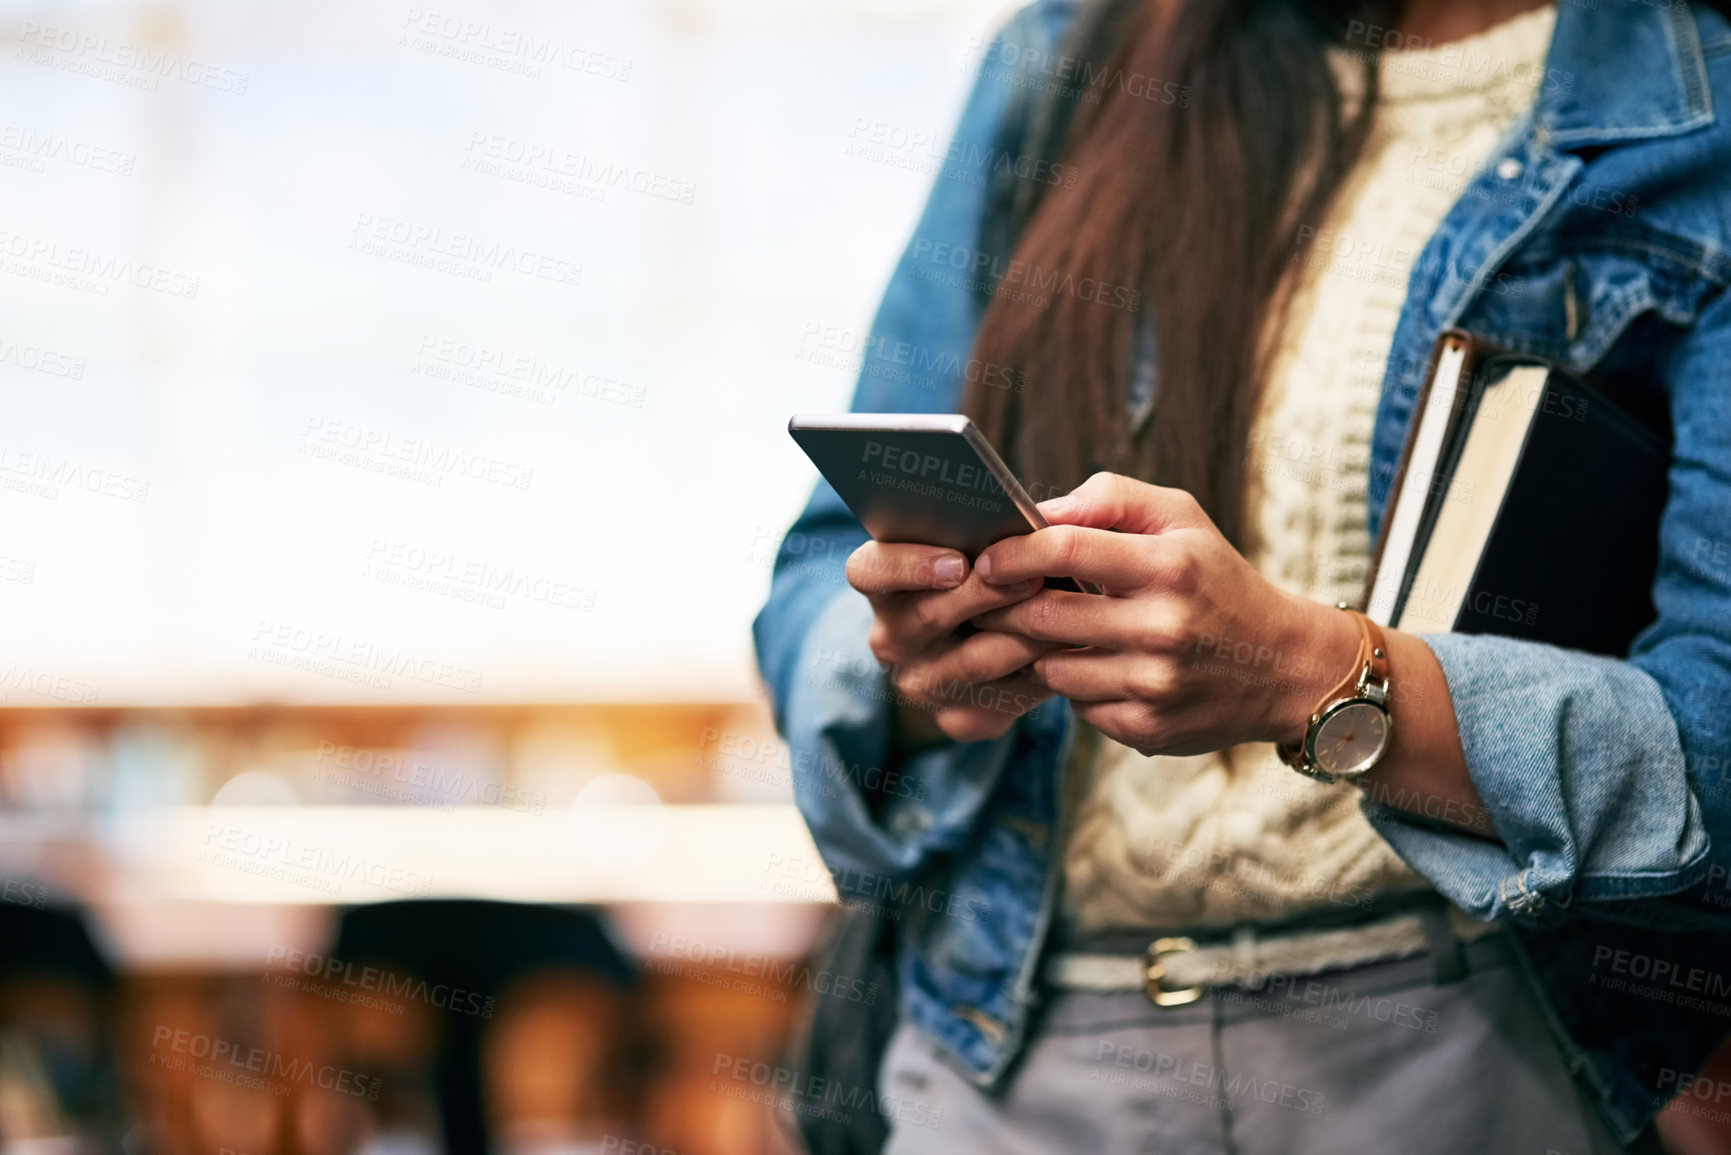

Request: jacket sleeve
left=1365, top=289, right=1731, bottom=930
left=751, top=1, right=1078, bottom=887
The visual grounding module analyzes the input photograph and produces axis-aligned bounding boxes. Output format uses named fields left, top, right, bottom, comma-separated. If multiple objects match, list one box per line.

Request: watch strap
left=1278, top=605, right=1389, bottom=780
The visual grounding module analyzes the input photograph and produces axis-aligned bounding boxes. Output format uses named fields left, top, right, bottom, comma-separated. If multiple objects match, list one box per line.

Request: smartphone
left=787, top=412, right=1101, bottom=594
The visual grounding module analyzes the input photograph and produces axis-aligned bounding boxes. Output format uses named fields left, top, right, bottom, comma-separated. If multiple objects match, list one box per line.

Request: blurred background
left=9, top=1, right=1731, bottom=1153
left=0, top=0, right=1016, bottom=1150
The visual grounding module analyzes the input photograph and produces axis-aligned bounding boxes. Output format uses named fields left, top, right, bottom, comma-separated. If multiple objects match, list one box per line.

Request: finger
left=972, top=589, right=1154, bottom=649
left=884, top=571, right=1043, bottom=648
left=1072, top=698, right=1163, bottom=753
left=1034, top=471, right=1207, bottom=535
left=975, top=523, right=1160, bottom=588
left=932, top=672, right=1053, bottom=743
left=1029, top=648, right=1144, bottom=702
left=895, top=631, right=1058, bottom=706
left=847, top=541, right=967, bottom=596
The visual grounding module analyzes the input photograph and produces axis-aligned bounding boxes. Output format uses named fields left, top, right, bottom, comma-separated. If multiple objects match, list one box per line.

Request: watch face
left=1310, top=700, right=1390, bottom=778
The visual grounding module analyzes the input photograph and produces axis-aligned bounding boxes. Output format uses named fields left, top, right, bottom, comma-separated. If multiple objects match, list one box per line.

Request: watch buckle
left=1355, top=660, right=1388, bottom=704
left=1144, top=937, right=1205, bottom=1007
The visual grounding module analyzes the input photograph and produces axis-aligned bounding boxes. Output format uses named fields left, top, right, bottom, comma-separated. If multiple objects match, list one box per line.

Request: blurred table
left=0, top=804, right=835, bottom=966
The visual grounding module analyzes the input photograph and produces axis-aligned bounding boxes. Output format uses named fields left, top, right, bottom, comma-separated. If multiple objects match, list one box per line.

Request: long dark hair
left=962, top=0, right=1399, bottom=548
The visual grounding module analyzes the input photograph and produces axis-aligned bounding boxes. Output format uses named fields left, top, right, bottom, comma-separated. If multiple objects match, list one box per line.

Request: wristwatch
left=1277, top=603, right=1392, bottom=784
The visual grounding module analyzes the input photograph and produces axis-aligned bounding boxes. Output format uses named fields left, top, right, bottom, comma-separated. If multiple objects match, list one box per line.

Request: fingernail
left=934, top=555, right=965, bottom=587
left=974, top=553, right=994, bottom=581
left=1039, top=496, right=1076, bottom=518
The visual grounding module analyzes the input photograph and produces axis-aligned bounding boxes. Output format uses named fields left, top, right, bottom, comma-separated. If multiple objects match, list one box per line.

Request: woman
left=756, top=0, right=1731, bottom=1150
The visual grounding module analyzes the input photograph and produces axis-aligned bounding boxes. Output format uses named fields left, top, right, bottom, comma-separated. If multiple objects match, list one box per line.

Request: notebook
left=1361, top=330, right=1670, bottom=656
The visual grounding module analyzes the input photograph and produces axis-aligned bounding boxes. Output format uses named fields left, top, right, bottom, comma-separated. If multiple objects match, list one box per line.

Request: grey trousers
left=879, top=937, right=1660, bottom=1154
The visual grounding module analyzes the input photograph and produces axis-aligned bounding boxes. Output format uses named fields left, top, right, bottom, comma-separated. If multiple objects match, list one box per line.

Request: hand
left=846, top=541, right=1061, bottom=748
left=970, top=473, right=1359, bottom=757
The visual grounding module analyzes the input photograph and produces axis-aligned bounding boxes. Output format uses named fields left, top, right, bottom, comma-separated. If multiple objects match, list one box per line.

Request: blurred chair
left=329, top=900, right=639, bottom=1155
left=0, top=902, right=122, bottom=1152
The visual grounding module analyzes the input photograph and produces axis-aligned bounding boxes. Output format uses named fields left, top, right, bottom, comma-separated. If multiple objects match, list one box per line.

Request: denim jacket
left=754, top=0, right=1731, bottom=1140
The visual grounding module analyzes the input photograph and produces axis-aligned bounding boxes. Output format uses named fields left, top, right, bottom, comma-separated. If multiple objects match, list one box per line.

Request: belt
left=1044, top=905, right=1498, bottom=1006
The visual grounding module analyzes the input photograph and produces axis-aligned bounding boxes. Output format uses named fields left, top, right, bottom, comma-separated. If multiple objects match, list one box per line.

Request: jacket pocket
left=1477, top=236, right=1715, bottom=376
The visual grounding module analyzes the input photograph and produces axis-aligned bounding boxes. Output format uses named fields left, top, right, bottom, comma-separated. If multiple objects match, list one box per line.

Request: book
left=1362, top=330, right=1670, bottom=657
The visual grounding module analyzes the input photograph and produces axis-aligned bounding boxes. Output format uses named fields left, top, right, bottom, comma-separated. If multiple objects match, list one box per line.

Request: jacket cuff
left=782, top=590, right=1022, bottom=886
left=1361, top=633, right=1711, bottom=924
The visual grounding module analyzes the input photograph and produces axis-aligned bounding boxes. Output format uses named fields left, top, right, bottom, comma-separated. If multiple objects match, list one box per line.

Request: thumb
left=1036, top=472, right=1202, bottom=535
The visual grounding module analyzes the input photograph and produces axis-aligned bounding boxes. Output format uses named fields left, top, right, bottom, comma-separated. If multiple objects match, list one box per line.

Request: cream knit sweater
left=1061, top=5, right=1557, bottom=936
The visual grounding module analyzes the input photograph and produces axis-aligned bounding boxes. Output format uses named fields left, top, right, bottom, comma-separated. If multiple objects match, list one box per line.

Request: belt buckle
left=1144, top=936, right=1205, bottom=1007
